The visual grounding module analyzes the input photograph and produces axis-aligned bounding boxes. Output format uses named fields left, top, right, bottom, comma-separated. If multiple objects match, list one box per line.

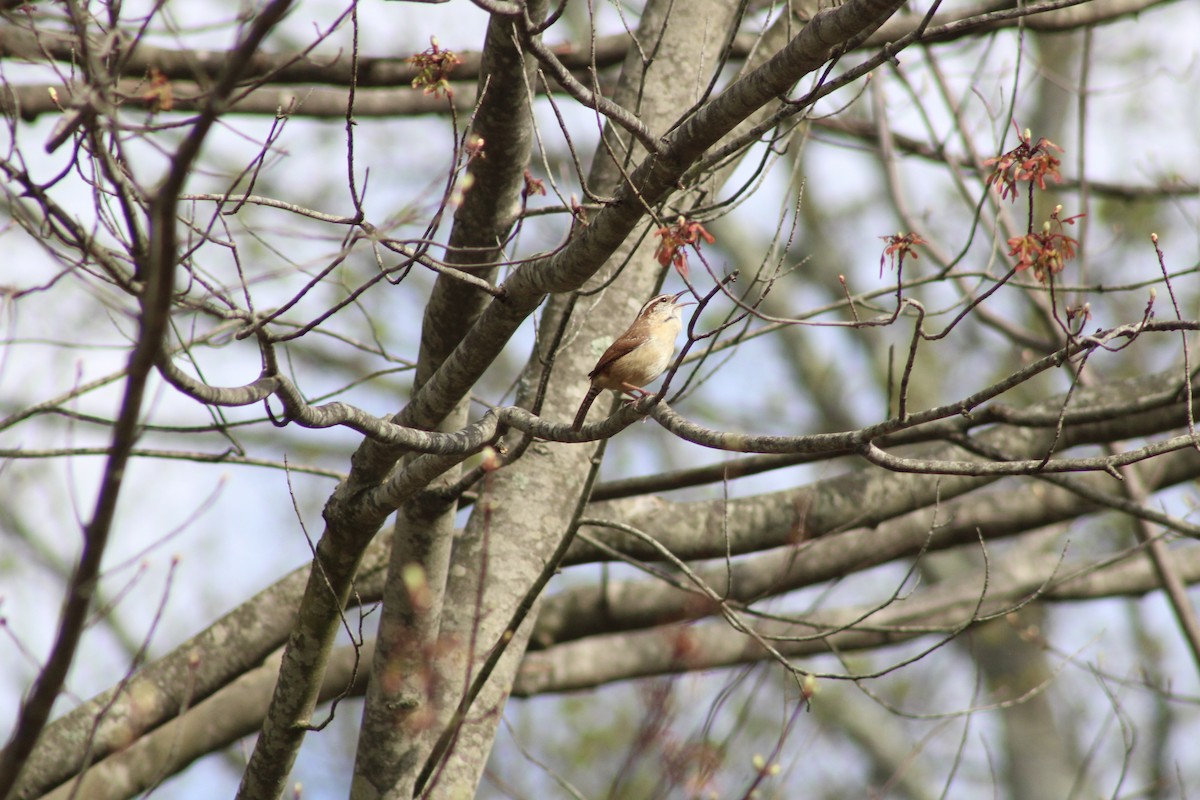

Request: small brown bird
left=572, top=290, right=692, bottom=431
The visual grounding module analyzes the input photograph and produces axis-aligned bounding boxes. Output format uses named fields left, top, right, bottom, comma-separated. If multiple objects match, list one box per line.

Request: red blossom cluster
left=986, top=125, right=1083, bottom=283
left=1005, top=205, right=1084, bottom=282
left=408, top=37, right=462, bottom=98
left=879, top=231, right=928, bottom=276
left=654, top=217, right=715, bottom=279
left=984, top=129, right=1063, bottom=201
left=522, top=169, right=545, bottom=197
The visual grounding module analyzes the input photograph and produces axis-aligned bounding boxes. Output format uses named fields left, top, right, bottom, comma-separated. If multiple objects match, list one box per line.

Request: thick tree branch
left=534, top=447, right=1200, bottom=648
left=515, top=544, right=1200, bottom=694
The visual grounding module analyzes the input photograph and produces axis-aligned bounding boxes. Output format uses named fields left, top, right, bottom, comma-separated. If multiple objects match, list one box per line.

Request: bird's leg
left=618, top=383, right=658, bottom=422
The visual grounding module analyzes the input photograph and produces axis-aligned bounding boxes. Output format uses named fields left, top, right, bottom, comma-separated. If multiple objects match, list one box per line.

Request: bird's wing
left=588, top=332, right=647, bottom=380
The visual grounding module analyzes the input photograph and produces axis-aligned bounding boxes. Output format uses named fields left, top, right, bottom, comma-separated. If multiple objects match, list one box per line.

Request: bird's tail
left=572, top=386, right=602, bottom=431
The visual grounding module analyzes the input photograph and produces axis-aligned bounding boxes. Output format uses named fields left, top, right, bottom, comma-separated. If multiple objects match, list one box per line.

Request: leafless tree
left=2, top=0, right=1199, bottom=798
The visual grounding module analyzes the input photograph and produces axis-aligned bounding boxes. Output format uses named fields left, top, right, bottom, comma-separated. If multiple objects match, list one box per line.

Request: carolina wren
left=572, top=290, right=692, bottom=431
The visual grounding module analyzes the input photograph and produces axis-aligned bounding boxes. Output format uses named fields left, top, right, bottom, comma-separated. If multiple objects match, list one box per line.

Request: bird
left=572, top=290, right=692, bottom=431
